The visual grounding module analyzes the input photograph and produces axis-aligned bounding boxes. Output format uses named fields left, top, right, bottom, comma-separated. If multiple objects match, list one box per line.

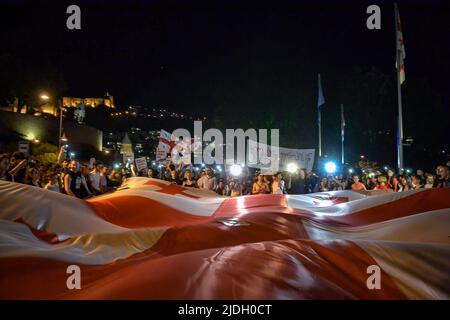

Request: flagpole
left=395, top=3, right=404, bottom=172
left=341, top=104, right=345, bottom=166
left=318, top=110, right=322, bottom=158
left=318, top=74, right=322, bottom=158
left=396, top=49, right=404, bottom=172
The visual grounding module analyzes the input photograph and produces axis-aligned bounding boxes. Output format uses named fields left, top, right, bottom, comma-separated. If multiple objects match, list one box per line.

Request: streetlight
left=287, top=163, right=298, bottom=173
left=325, top=161, right=337, bottom=174
left=58, top=104, right=65, bottom=149
left=230, top=164, right=242, bottom=177
left=40, top=93, right=64, bottom=149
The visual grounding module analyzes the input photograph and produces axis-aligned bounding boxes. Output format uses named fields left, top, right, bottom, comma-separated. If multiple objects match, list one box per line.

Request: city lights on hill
left=109, top=106, right=206, bottom=121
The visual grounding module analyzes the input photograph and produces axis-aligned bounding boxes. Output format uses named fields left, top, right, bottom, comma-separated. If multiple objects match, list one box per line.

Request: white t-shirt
left=197, top=175, right=216, bottom=190
left=89, top=171, right=101, bottom=191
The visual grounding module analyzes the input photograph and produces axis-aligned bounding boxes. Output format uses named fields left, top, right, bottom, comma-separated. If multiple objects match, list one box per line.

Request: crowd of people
left=1, top=147, right=449, bottom=199
left=154, top=162, right=450, bottom=196
left=0, top=148, right=123, bottom=198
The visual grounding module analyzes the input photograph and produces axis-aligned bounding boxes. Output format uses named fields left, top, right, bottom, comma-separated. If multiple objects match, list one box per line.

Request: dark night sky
left=1, top=0, right=449, bottom=168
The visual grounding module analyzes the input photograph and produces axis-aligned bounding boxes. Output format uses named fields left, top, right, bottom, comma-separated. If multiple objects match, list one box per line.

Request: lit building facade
left=0, top=93, right=115, bottom=117
left=63, top=93, right=115, bottom=109
left=36, top=93, right=115, bottom=116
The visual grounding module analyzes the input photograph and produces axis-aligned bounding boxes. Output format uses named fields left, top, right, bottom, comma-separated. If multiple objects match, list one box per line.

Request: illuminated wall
left=62, top=96, right=115, bottom=109
left=0, top=111, right=103, bottom=151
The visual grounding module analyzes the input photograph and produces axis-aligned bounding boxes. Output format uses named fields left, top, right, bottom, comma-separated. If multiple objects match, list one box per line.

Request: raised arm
left=8, top=159, right=27, bottom=177
left=57, top=146, right=66, bottom=164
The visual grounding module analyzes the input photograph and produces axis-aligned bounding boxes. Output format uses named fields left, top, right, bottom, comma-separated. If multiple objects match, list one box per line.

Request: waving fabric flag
left=395, top=3, right=406, bottom=84
left=156, top=129, right=196, bottom=162
left=155, top=129, right=175, bottom=160
left=317, top=73, right=325, bottom=110
left=0, top=179, right=449, bottom=299
left=317, top=73, right=325, bottom=157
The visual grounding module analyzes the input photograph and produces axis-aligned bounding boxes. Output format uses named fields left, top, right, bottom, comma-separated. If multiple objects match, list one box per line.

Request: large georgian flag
left=0, top=178, right=449, bottom=299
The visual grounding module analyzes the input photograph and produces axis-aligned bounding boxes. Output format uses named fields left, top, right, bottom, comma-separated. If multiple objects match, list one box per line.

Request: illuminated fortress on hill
left=0, top=93, right=115, bottom=116
left=62, top=93, right=115, bottom=109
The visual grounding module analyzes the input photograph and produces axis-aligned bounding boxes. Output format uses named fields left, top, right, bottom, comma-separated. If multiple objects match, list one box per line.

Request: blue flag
left=317, top=73, right=325, bottom=110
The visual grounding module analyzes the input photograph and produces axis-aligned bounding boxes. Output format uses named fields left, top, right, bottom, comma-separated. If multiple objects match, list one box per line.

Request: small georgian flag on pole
left=395, top=3, right=406, bottom=84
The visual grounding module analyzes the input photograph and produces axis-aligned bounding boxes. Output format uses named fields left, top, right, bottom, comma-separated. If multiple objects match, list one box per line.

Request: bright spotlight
left=114, top=163, right=120, bottom=169
left=348, top=168, right=354, bottom=174
left=324, top=161, right=337, bottom=174
left=384, top=166, right=388, bottom=171
left=230, top=164, right=242, bottom=177
left=287, top=163, right=298, bottom=173
left=69, top=152, right=75, bottom=157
